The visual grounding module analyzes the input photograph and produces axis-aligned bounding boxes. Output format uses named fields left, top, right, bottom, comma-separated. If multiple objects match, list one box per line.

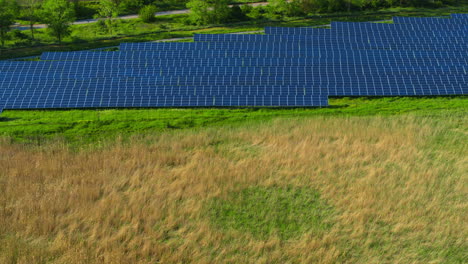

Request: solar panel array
left=1, top=14, right=467, bottom=111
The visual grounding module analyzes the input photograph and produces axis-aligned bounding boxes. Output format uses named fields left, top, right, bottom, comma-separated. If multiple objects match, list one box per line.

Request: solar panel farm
left=0, top=2, right=467, bottom=263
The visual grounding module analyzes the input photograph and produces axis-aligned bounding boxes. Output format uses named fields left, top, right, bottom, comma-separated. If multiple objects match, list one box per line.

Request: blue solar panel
left=452, top=13, right=468, bottom=19
left=2, top=65, right=464, bottom=77
left=0, top=95, right=329, bottom=109
left=392, top=16, right=468, bottom=24
left=193, top=34, right=468, bottom=46
left=264, top=26, right=467, bottom=38
left=0, top=15, right=467, bottom=111
left=38, top=50, right=468, bottom=62
left=331, top=21, right=468, bottom=31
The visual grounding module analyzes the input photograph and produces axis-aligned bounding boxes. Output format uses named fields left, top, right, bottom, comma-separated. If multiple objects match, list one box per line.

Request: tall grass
left=0, top=113, right=466, bottom=263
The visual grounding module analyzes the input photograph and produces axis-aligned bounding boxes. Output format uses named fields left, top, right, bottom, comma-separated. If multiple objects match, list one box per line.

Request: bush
left=230, top=5, right=248, bottom=21
left=139, top=5, right=157, bottom=23
left=9, top=29, right=30, bottom=40
left=74, top=1, right=99, bottom=20
left=244, top=6, right=266, bottom=20
left=120, top=0, right=144, bottom=14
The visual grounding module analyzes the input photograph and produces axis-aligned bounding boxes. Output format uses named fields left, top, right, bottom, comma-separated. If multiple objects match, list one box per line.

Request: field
left=0, top=97, right=467, bottom=263
left=1, top=97, right=467, bottom=144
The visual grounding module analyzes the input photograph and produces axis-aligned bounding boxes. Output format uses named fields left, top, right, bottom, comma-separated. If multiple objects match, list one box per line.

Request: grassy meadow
left=1, top=97, right=467, bottom=144
left=0, top=97, right=467, bottom=263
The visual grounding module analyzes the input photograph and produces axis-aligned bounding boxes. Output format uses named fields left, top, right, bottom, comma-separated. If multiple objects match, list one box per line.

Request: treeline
left=185, top=0, right=461, bottom=25
left=0, top=0, right=155, bottom=46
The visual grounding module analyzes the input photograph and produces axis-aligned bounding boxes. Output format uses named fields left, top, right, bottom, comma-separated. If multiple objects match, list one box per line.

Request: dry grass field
left=0, top=113, right=467, bottom=263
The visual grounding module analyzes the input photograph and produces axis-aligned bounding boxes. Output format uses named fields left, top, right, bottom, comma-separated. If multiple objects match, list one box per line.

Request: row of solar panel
left=11, top=48, right=466, bottom=59
left=39, top=49, right=468, bottom=56
left=451, top=13, right=468, bottom=19
left=393, top=16, right=468, bottom=24
left=0, top=95, right=329, bottom=109
left=2, top=83, right=464, bottom=98
left=193, top=33, right=468, bottom=42
left=118, top=42, right=468, bottom=51
left=2, top=76, right=465, bottom=92
left=193, top=36, right=468, bottom=48
left=1, top=70, right=464, bottom=81
left=37, top=51, right=468, bottom=61
left=4, top=60, right=466, bottom=70
left=263, top=27, right=466, bottom=37
left=1, top=62, right=464, bottom=69
left=263, top=27, right=467, bottom=37
left=2, top=79, right=464, bottom=95
left=328, top=21, right=468, bottom=31
left=38, top=52, right=468, bottom=62
left=2, top=66, right=464, bottom=76
left=60, top=45, right=468, bottom=54
left=2, top=72, right=465, bottom=81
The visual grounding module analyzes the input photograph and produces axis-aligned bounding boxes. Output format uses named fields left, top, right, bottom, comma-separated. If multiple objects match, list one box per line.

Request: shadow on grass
left=0, top=117, right=19, bottom=122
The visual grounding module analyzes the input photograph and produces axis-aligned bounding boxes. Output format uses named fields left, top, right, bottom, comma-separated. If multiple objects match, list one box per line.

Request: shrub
left=230, top=5, right=248, bottom=21
left=139, top=5, right=157, bottom=23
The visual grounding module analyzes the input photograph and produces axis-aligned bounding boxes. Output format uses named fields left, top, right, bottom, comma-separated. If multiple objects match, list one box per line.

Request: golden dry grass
left=0, top=114, right=467, bottom=263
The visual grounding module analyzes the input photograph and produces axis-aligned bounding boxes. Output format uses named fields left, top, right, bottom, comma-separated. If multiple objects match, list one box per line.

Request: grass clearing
left=0, top=109, right=466, bottom=263
left=1, top=96, right=467, bottom=145
left=207, top=186, right=334, bottom=240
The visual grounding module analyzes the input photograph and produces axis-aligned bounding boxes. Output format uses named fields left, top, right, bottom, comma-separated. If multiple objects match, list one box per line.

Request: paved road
left=13, top=2, right=270, bottom=30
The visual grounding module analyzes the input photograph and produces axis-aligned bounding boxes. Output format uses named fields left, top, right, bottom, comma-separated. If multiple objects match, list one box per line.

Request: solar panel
left=331, top=21, right=468, bottom=31
left=193, top=33, right=468, bottom=45
left=264, top=26, right=467, bottom=38
left=392, top=16, right=468, bottom=24
left=0, top=95, right=329, bottom=109
left=451, top=13, right=468, bottom=19
left=0, top=15, right=467, bottom=111
left=1, top=74, right=465, bottom=96
left=2, top=65, right=464, bottom=77
left=38, top=50, right=468, bottom=62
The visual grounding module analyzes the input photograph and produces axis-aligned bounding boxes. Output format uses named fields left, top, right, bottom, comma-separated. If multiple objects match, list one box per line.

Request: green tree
left=296, top=0, right=327, bottom=13
left=268, top=0, right=290, bottom=17
left=98, top=0, right=120, bottom=35
left=139, top=5, right=157, bottom=23
left=211, top=0, right=231, bottom=24
left=328, top=0, right=347, bottom=12
left=268, top=0, right=304, bottom=18
left=23, top=0, right=42, bottom=40
left=186, top=0, right=210, bottom=25
left=120, top=0, right=144, bottom=13
left=0, top=0, right=19, bottom=47
left=41, top=0, right=75, bottom=43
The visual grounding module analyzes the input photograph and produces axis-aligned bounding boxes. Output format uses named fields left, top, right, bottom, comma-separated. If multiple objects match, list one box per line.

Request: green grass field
left=1, top=97, right=467, bottom=145
left=0, top=98, right=466, bottom=263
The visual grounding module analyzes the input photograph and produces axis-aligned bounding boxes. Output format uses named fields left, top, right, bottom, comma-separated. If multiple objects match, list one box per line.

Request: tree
left=298, top=0, right=329, bottom=13
left=41, top=0, right=75, bottom=43
left=211, top=0, right=231, bottom=24
left=23, top=0, right=42, bottom=40
left=139, top=5, right=157, bottom=23
left=97, top=0, right=120, bottom=35
left=120, top=0, right=144, bottom=13
left=186, top=0, right=210, bottom=25
left=0, top=0, right=19, bottom=47
left=328, top=0, right=347, bottom=12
